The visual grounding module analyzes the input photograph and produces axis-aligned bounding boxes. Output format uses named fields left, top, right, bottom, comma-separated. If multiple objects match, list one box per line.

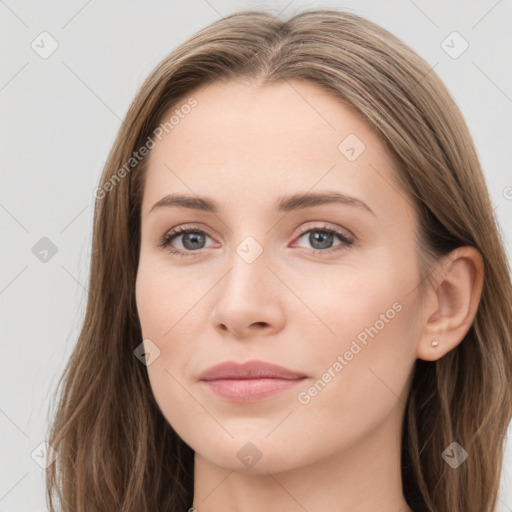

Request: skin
left=135, top=79, right=484, bottom=512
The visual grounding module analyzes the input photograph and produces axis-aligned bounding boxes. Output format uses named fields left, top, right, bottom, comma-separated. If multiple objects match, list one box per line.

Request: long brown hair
left=46, top=8, right=512, bottom=511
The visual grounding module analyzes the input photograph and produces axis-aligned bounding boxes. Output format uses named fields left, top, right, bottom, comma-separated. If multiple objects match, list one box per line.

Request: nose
left=210, top=241, right=285, bottom=340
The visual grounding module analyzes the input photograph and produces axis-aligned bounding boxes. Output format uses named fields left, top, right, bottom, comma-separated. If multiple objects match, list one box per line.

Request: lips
left=198, top=360, right=307, bottom=403
left=198, top=360, right=307, bottom=381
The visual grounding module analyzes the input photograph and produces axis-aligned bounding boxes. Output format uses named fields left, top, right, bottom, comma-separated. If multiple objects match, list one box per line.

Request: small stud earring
left=432, top=340, right=439, bottom=347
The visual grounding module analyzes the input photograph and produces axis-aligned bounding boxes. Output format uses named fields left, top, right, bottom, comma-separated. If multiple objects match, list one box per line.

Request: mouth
left=198, top=360, right=308, bottom=403
left=200, top=377, right=307, bottom=402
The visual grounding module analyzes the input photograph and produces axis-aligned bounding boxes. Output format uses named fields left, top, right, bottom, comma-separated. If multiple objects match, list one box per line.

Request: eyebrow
left=149, top=191, right=375, bottom=216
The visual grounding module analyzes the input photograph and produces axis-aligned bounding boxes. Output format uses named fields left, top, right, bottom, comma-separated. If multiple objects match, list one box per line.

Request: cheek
left=289, top=260, right=410, bottom=348
left=135, top=260, right=206, bottom=430
left=295, top=261, right=418, bottom=404
left=287, top=295, right=417, bottom=463
left=135, top=264, right=197, bottom=383
left=135, top=256, right=205, bottom=338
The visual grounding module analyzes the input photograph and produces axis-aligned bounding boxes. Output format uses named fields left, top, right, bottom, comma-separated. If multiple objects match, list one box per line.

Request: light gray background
left=1, top=1, right=511, bottom=510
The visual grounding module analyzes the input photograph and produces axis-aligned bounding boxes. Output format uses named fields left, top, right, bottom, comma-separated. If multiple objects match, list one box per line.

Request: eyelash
left=157, top=223, right=354, bottom=258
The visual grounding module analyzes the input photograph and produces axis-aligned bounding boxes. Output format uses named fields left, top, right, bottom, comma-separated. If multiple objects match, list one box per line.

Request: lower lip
left=201, top=378, right=305, bottom=403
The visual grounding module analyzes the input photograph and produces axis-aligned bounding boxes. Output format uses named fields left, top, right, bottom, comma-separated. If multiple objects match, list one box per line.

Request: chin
left=192, top=436, right=311, bottom=475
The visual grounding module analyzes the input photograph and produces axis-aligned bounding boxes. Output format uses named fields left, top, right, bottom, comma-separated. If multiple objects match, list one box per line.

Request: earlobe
left=416, top=339, right=441, bottom=363
left=416, top=246, right=484, bottom=362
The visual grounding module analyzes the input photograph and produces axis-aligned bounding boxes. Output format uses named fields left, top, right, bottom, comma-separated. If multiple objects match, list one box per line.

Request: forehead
left=153, top=79, right=376, bottom=154
left=140, top=79, right=404, bottom=218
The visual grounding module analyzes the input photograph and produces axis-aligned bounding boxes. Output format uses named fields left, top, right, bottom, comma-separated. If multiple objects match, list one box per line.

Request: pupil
left=183, top=232, right=205, bottom=250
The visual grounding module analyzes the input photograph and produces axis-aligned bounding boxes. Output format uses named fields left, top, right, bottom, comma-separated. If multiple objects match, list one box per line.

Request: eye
left=157, top=225, right=215, bottom=257
left=292, top=224, right=354, bottom=255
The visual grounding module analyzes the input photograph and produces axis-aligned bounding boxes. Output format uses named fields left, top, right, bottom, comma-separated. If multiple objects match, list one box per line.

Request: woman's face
left=136, top=79, right=424, bottom=473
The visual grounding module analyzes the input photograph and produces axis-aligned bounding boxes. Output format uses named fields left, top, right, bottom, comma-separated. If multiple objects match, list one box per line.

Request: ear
left=416, top=246, right=484, bottom=361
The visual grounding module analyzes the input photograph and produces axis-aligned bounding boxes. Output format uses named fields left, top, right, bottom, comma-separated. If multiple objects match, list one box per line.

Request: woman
left=46, top=8, right=512, bottom=512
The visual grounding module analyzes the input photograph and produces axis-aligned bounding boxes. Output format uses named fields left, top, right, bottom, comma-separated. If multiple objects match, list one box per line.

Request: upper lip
left=199, top=360, right=307, bottom=381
